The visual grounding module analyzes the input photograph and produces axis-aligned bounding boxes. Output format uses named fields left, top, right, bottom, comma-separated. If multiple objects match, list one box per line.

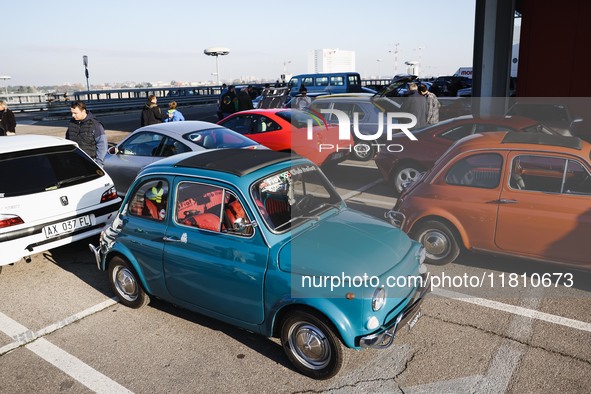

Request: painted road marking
left=0, top=298, right=118, bottom=356
left=341, top=178, right=384, bottom=200
left=434, top=288, right=591, bottom=333
left=0, top=299, right=131, bottom=393
left=347, top=196, right=395, bottom=208
left=27, top=339, right=131, bottom=394
left=406, top=286, right=544, bottom=393
left=338, top=161, right=378, bottom=169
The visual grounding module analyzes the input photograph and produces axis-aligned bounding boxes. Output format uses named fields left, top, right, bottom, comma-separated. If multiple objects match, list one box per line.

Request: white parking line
left=0, top=298, right=118, bottom=355
left=434, top=288, right=591, bottom=333
left=0, top=299, right=131, bottom=393
left=347, top=196, right=395, bottom=208
left=28, top=339, right=132, bottom=394
left=339, top=161, right=378, bottom=169
left=341, top=178, right=384, bottom=200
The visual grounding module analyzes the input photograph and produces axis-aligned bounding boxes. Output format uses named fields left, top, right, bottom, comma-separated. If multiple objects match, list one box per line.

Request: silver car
left=309, top=93, right=385, bottom=161
left=104, top=121, right=263, bottom=196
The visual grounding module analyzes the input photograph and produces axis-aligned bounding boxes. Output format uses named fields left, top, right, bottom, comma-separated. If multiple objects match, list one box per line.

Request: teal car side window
left=128, top=179, right=169, bottom=221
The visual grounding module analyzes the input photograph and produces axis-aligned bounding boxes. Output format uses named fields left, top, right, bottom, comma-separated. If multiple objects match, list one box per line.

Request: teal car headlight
left=372, top=287, right=386, bottom=311
left=418, top=246, right=426, bottom=264
left=416, top=247, right=427, bottom=273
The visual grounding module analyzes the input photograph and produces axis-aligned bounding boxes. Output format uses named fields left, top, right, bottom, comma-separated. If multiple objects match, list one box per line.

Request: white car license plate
left=407, top=309, right=422, bottom=332
left=43, top=215, right=92, bottom=239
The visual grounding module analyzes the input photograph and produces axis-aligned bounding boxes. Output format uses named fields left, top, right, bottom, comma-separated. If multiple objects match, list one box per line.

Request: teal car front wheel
left=281, top=310, right=347, bottom=380
left=108, top=256, right=150, bottom=309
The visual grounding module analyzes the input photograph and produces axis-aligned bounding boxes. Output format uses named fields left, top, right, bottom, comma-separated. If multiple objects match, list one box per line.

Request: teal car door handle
left=163, top=233, right=187, bottom=243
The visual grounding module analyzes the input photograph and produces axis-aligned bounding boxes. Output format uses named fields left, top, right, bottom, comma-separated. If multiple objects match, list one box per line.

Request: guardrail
left=45, top=94, right=219, bottom=118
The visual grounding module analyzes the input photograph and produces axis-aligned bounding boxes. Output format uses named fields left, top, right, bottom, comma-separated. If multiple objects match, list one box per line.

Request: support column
left=472, top=0, right=516, bottom=116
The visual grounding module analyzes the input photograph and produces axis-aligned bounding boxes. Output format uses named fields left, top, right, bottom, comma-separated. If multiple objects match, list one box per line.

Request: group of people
left=402, top=82, right=441, bottom=129
left=140, top=95, right=185, bottom=126
left=62, top=95, right=186, bottom=169
left=217, top=84, right=255, bottom=119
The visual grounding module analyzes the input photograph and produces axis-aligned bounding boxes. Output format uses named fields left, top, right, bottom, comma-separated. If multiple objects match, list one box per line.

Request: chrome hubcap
left=421, top=230, right=450, bottom=260
left=395, top=168, right=421, bottom=192
left=354, top=143, right=373, bottom=159
left=288, top=323, right=330, bottom=370
left=113, top=266, right=138, bottom=302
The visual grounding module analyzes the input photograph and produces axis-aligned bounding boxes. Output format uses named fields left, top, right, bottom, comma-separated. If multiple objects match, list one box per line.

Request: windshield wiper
left=274, top=215, right=320, bottom=232
left=309, top=202, right=341, bottom=214
left=56, top=175, right=93, bottom=187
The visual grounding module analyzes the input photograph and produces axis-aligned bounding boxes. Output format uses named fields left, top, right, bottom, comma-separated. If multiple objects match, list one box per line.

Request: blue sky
left=4, top=0, right=477, bottom=86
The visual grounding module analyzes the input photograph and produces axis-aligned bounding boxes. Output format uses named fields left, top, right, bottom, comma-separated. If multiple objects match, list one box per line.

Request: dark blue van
left=287, top=72, right=376, bottom=97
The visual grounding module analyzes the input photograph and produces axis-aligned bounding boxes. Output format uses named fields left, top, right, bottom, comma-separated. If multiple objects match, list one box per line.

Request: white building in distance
left=307, top=49, right=356, bottom=73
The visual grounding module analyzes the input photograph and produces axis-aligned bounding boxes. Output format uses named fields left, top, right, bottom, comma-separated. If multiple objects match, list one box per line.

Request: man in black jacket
left=237, top=86, right=254, bottom=111
left=141, top=95, right=165, bottom=126
left=0, top=100, right=16, bottom=135
left=66, top=100, right=108, bottom=166
left=401, top=83, right=427, bottom=130
left=220, top=85, right=237, bottom=119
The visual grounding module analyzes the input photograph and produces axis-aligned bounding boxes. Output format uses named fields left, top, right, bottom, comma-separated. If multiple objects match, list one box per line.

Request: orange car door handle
left=492, top=199, right=518, bottom=204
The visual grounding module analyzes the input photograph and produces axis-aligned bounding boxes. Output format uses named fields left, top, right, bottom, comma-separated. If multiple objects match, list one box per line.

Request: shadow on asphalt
left=150, top=298, right=298, bottom=371
left=449, top=250, right=591, bottom=294
left=42, top=238, right=304, bottom=374
left=41, top=235, right=113, bottom=298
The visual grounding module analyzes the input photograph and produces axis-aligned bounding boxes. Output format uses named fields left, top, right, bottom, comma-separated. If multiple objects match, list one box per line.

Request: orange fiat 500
left=386, top=132, right=591, bottom=269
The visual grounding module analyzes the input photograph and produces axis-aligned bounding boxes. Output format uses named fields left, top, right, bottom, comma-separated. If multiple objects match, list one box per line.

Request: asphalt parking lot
left=2, top=108, right=590, bottom=393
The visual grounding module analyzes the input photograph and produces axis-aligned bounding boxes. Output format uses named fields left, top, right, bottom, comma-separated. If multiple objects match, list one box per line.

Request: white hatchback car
left=0, top=135, right=121, bottom=273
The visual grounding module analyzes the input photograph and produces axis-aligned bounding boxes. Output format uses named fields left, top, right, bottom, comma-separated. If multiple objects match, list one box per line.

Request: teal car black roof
left=174, top=148, right=300, bottom=176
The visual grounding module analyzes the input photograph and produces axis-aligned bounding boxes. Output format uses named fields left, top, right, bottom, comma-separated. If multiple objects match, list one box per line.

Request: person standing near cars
left=220, top=85, right=237, bottom=119
left=66, top=100, right=108, bottom=166
left=419, top=84, right=441, bottom=124
left=294, top=87, right=312, bottom=110
left=237, top=86, right=254, bottom=111
left=0, top=100, right=17, bottom=136
left=401, top=83, right=427, bottom=130
left=217, top=83, right=228, bottom=120
left=141, top=94, right=166, bottom=126
left=165, top=101, right=185, bottom=122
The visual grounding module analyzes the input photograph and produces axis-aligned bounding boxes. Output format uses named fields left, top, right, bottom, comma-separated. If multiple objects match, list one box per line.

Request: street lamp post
left=281, top=60, right=291, bottom=83
left=204, top=47, right=230, bottom=86
left=388, top=43, right=400, bottom=76
left=376, top=59, right=382, bottom=79
left=82, top=55, right=90, bottom=92
left=0, top=75, right=11, bottom=97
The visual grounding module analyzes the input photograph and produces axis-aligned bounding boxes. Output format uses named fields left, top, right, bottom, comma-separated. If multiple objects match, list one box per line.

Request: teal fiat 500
left=90, top=149, right=429, bottom=379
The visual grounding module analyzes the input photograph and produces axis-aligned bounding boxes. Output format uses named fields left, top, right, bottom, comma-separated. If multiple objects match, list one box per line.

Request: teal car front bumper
left=358, top=272, right=429, bottom=349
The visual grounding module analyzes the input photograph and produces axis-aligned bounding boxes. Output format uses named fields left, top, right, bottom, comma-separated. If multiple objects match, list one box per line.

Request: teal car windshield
left=251, top=164, right=343, bottom=232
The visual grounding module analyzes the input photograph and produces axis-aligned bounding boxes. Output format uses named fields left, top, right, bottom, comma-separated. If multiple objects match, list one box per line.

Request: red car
left=218, top=109, right=351, bottom=167
left=374, top=115, right=561, bottom=195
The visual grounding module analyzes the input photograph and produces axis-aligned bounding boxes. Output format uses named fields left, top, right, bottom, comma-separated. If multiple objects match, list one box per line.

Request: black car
left=430, top=76, right=472, bottom=97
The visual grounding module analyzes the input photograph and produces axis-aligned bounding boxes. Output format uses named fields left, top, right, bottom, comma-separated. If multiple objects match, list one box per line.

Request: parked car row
left=375, top=114, right=562, bottom=195
left=2, top=113, right=427, bottom=379
left=4, top=99, right=588, bottom=379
